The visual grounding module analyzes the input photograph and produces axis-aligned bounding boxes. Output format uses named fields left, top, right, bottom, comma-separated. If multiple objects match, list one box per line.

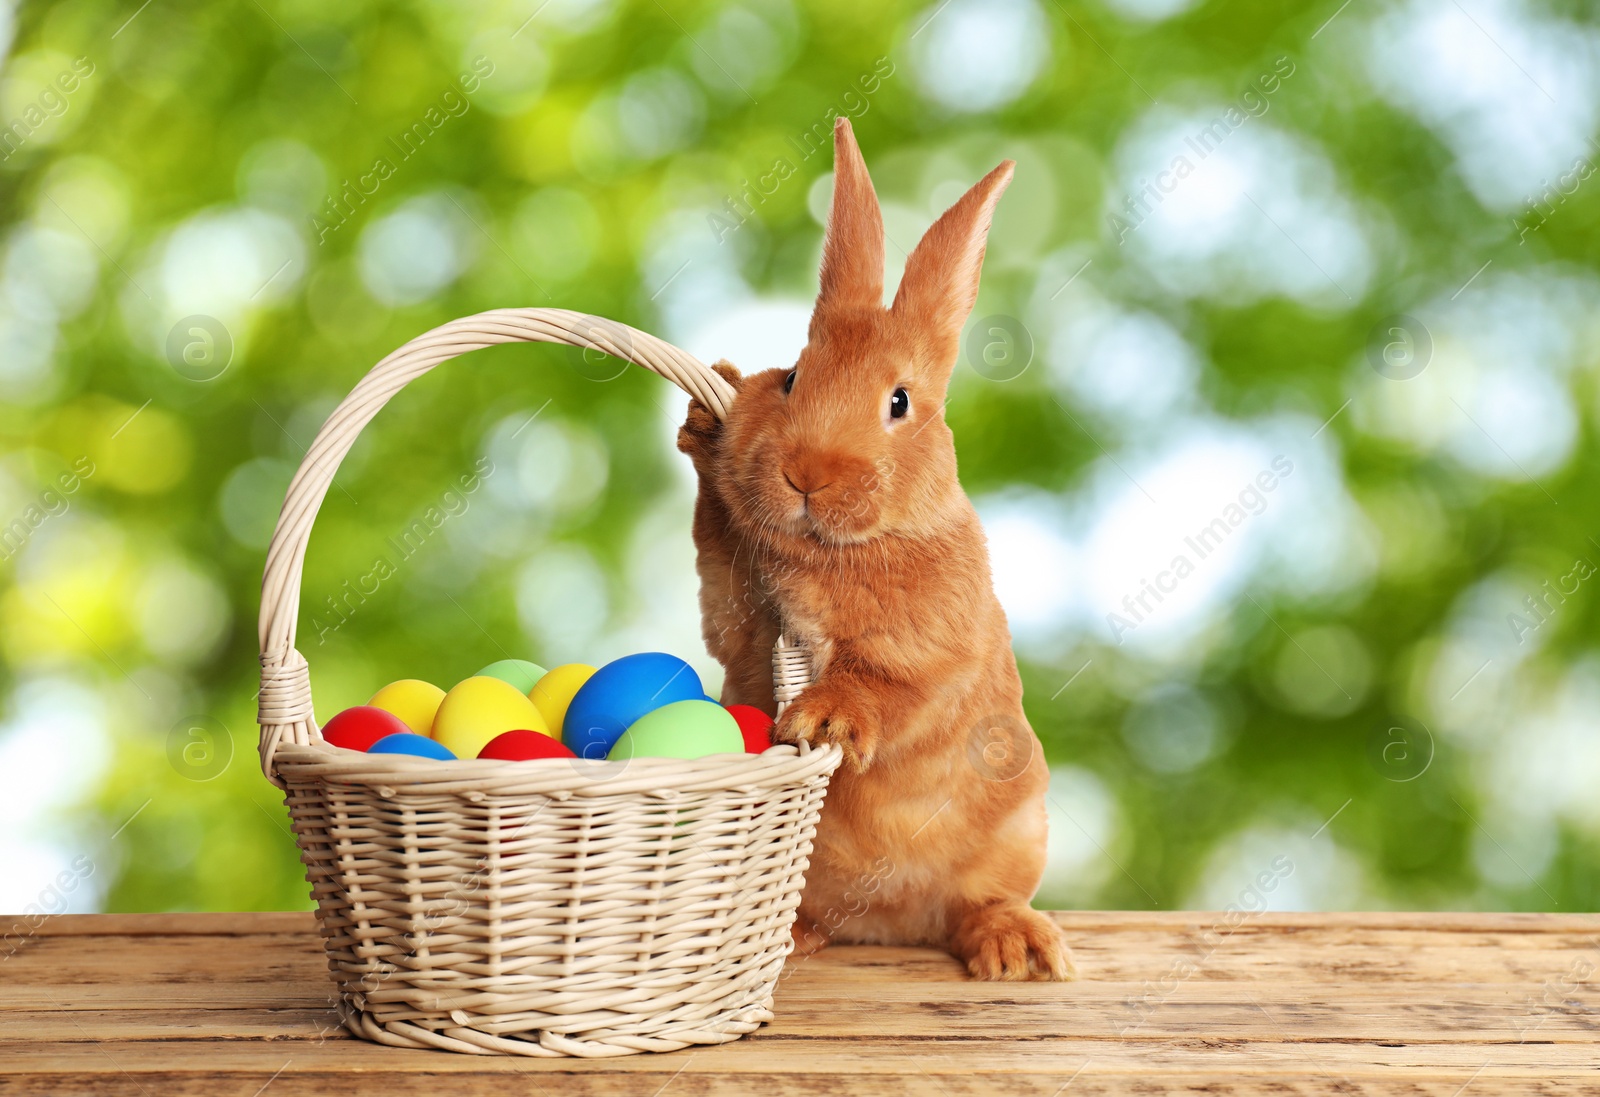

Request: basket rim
left=274, top=738, right=843, bottom=798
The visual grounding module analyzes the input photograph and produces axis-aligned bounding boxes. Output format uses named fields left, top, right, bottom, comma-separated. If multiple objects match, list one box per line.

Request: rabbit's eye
left=784, top=370, right=796, bottom=394
left=889, top=387, right=910, bottom=420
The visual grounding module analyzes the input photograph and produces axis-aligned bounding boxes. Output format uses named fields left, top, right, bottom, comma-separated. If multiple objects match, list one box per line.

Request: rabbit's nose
left=783, top=468, right=833, bottom=496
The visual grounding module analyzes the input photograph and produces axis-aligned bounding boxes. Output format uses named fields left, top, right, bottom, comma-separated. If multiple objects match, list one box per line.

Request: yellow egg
left=529, top=663, right=597, bottom=735
left=368, top=679, right=446, bottom=736
left=431, top=676, right=551, bottom=759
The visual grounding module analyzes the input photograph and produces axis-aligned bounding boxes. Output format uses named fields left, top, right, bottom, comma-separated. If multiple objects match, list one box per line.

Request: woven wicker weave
left=257, top=308, right=842, bottom=1057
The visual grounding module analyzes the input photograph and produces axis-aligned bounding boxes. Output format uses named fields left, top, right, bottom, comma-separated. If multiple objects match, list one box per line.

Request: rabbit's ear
left=891, top=160, right=1015, bottom=381
left=814, top=117, right=885, bottom=317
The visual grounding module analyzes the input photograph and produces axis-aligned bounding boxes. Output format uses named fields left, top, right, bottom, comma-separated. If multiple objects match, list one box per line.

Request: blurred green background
left=1, top=0, right=1597, bottom=918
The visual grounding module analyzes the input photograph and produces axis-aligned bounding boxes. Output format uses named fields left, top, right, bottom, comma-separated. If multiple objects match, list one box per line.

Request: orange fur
left=677, top=118, right=1073, bottom=981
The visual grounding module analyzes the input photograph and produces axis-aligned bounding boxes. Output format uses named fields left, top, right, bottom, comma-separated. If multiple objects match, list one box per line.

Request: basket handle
left=256, top=308, right=809, bottom=783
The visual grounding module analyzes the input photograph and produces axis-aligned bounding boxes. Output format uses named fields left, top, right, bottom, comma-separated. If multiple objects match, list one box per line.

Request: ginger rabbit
left=677, top=117, right=1072, bottom=981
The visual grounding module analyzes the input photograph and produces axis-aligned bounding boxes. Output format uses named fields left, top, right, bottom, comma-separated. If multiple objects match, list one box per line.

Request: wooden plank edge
left=26, top=911, right=1600, bottom=939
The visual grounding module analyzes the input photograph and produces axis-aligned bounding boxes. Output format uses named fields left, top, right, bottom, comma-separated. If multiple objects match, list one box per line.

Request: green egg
left=608, top=700, right=745, bottom=761
left=474, top=659, right=548, bottom=694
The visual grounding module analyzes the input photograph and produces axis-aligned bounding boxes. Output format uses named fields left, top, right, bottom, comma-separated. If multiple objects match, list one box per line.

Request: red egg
left=724, top=704, right=776, bottom=753
left=478, top=730, right=578, bottom=761
left=321, top=706, right=410, bottom=752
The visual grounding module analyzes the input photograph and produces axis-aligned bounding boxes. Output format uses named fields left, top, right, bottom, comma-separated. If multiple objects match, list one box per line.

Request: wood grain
left=1, top=911, right=1596, bottom=1095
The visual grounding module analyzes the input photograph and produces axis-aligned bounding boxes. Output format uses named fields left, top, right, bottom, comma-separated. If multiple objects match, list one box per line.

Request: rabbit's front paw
left=776, top=685, right=878, bottom=771
left=676, top=360, right=742, bottom=471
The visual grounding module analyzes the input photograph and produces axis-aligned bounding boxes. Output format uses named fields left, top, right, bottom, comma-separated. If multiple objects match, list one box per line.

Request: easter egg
left=474, top=659, right=548, bottom=694
left=432, top=676, right=552, bottom=759
left=478, top=730, right=577, bottom=761
left=367, top=679, right=446, bottom=736
left=529, top=663, right=597, bottom=733
left=563, top=653, right=705, bottom=761
left=608, top=699, right=744, bottom=761
left=321, top=706, right=410, bottom=752
left=725, top=704, right=776, bottom=754
left=368, top=732, right=456, bottom=760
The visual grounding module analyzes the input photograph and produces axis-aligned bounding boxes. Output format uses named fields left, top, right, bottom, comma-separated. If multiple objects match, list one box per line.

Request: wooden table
left=3, top=911, right=1596, bottom=1094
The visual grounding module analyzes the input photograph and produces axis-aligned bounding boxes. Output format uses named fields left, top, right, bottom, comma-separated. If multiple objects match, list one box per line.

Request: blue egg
left=562, top=652, right=704, bottom=760
left=367, top=732, right=457, bottom=760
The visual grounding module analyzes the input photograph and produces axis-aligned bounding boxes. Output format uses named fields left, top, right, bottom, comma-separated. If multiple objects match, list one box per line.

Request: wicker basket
left=256, top=308, right=842, bottom=1057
